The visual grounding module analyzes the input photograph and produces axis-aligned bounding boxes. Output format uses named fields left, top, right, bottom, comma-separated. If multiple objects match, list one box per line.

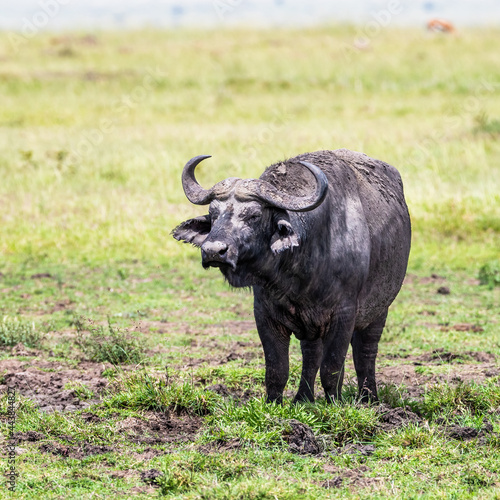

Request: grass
left=0, top=25, right=499, bottom=499
left=478, top=260, right=500, bottom=289
left=417, top=379, right=500, bottom=419
left=104, top=371, right=222, bottom=414
left=75, top=317, right=145, bottom=364
left=0, top=317, right=42, bottom=349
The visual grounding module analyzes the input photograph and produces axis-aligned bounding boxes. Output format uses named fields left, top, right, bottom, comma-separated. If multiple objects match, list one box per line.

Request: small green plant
left=158, top=469, right=194, bottom=495
left=461, top=465, right=494, bottom=489
left=64, top=382, right=95, bottom=400
left=105, top=371, right=222, bottom=414
left=377, top=383, right=414, bottom=408
left=390, top=424, right=434, bottom=449
left=75, top=317, right=144, bottom=364
left=418, top=380, right=500, bottom=418
left=474, top=112, right=500, bottom=136
left=101, top=367, right=119, bottom=379
left=0, top=316, right=42, bottom=348
left=478, top=260, right=500, bottom=289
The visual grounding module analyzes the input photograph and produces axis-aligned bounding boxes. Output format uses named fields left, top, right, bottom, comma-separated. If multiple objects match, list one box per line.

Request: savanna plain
left=0, top=26, right=499, bottom=499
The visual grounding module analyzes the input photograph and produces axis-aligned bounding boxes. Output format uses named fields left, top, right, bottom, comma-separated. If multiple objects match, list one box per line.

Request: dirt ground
left=1, top=319, right=497, bottom=415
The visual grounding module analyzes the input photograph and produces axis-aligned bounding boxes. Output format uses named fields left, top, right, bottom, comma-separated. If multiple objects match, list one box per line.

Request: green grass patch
left=104, top=371, right=223, bottom=414
left=0, top=316, right=42, bottom=348
left=478, top=260, right=500, bottom=289
left=75, top=317, right=144, bottom=364
left=204, top=397, right=379, bottom=447
left=474, top=112, right=500, bottom=136
left=418, top=379, right=500, bottom=419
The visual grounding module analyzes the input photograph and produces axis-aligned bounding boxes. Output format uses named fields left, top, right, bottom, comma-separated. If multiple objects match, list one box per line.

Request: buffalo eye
left=243, top=213, right=261, bottom=223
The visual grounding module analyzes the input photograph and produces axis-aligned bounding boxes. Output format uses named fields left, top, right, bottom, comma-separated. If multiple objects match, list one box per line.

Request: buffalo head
left=173, top=155, right=328, bottom=287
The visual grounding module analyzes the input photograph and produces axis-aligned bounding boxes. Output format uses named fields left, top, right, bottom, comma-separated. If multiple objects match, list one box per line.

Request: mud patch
left=40, top=441, right=113, bottom=459
left=204, top=383, right=254, bottom=403
left=198, top=438, right=243, bottom=454
left=80, top=412, right=106, bottom=423
left=284, top=419, right=321, bottom=455
left=446, top=426, right=481, bottom=440
left=322, top=464, right=384, bottom=489
left=9, top=343, right=37, bottom=357
left=14, top=431, right=46, bottom=443
left=175, top=321, right=260, bottom=367
left=439, top=324, right=485, bottom=333
left=0, top=359, right=109, bottom=413
left=443, top=419, right=494, bottom=441
left=116, top=411, right=202, bottom=445
left=377, top=354, right=499, bottom=398
left=140, top=469, right=164, bottom=486
left=219, top=351, right=258, bottom=364
left=420, top=349, right=495, bottom=363
left=376, top=405, right=422, bottom=431
left=30, top=273, right=53, bottom=279
left=108, top=469, right=137, bottom=480
left=131, top=447, right=168, bottom=461
left=205, top=384, right=232, bottom=398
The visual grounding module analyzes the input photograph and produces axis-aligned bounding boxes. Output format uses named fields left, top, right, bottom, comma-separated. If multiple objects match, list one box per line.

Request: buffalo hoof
left=358, top=389, right=378, bottom=404
left=292, top=394, right=315, bottom=404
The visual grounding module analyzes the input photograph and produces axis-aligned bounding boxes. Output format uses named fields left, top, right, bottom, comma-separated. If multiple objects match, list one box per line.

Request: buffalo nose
left=201, top=240, right=228, bottom=262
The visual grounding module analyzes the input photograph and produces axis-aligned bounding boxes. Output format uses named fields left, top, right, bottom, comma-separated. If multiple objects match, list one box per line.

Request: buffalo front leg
left=294, top=338, right=323, bottom=403
left=320, top=306, right=356, bottom=402
left=351, top=309, right=388, bottom=402
left=254, top=314, right=291, bottom=404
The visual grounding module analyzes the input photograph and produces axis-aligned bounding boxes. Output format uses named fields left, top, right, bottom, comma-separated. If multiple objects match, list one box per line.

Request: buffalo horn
left=246, top=161, right=328, bottom=212
left=181, top=155, right=214, bottom=205
left=181, top=156, right=328, bottom=212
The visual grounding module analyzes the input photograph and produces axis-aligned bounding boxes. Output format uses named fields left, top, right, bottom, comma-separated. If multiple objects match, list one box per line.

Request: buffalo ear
left=172, top=215, right=211, bottom=247
left=270, top=219, right=299, bottom=255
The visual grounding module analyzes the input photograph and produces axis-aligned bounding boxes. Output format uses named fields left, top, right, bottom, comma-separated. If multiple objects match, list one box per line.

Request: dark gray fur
left=173, top=149, right=411, bottom=403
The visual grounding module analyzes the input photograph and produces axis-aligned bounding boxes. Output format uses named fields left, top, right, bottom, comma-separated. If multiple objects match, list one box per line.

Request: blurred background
left=0, top=0, right=499, bottom=273
left=2, top=0, right=500, bottom=29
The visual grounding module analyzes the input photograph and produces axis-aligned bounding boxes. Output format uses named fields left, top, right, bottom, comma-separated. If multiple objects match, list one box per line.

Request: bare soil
left=375, top=405, right=422, bottom=432
left=39, top=441, right=113, bottom=459
left=377, top=351, right=498, bottom=398
left=321, top=464, right=385, bottom=490
left=116, top=411, right=203, bottom=445
left=0, top=358, right=109, bottom=413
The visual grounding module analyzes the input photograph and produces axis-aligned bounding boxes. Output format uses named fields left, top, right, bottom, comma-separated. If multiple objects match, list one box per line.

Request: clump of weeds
left=0, top=316, right=43, bottom=348
left=75, top=317, right=144, bottom=364
left=478, top=260, right=500, bottom=289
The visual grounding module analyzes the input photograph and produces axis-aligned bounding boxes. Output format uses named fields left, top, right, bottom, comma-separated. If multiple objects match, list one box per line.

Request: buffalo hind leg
left=320, top=306, right=357, bottom=402
left=294, top=338, right=323, bottom=403
left=351, top=309, right=388, bottom=402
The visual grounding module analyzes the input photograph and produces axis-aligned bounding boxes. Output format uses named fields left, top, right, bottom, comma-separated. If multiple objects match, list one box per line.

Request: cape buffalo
left=173, top=149, right=411, bottom=403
